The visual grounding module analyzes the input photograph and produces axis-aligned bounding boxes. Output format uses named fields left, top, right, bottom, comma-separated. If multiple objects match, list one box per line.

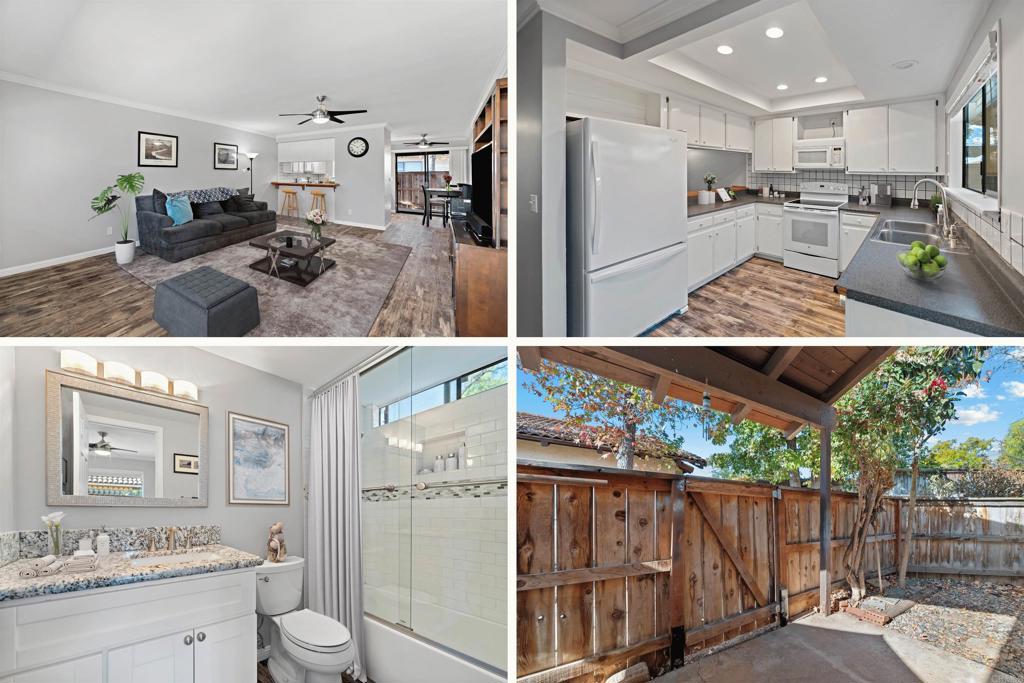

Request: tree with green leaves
left=998, top=419, right=1024, bottom=468
left=708, top=421, right=830, bottom=486
left=522, top=359, right=701, bottom=470
left=922, top=437, right=993, bottom=469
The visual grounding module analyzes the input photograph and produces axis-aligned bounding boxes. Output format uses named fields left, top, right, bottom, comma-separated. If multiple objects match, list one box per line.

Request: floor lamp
left=245, top=152, right=259, bottom=194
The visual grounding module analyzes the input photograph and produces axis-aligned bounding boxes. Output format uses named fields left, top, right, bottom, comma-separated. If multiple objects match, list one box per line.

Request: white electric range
left=783, top=182, right=849, bottom=278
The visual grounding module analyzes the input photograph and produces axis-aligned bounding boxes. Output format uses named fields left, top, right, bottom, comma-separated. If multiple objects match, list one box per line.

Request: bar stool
left=310, top=190, right=327, bottom=218
left=280, top=189, right=299, bottom=217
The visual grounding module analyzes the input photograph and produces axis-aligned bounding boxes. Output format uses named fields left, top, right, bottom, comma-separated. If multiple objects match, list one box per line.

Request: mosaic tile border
left=362, top=481, right=507, bottom=503
left=16, top=525, right=221, bottom=559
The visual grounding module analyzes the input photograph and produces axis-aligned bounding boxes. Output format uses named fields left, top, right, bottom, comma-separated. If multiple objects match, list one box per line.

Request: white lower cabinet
left=736, top=213, right=756, bottom=260
left=756, top=206, right=783, bottom=258
left=840, top=226, right=870, bottom=272
left=688, top=203, right=777, bottom=291
left=0, top=569, right=256, bottom=683
left=688, top=227, right=715, bottom=291
left=713, top=222, right=737, bottom=274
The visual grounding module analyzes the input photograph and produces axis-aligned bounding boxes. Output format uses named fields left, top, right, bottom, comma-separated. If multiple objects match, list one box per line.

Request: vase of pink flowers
left=443, top=173, right=453, bottom=190
left=305, top=208, right=325, bottom=241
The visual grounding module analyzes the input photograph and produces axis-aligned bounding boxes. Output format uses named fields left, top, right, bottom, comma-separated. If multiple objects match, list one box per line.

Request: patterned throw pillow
left=188, top=187, right=238, bottom=203
left=165, top=194, right=193, bottom=226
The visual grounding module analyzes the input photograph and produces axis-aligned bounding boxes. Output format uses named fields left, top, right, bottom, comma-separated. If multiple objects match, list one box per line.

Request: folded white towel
left=65, top=557, right=98, bottom=568
left=19, top=567, right=38, bottom=579
left=29, top=555, right=56, bottom=569
left=63, top=564, right=98, bottom=574
left=37, top=560, right=65, bottom=576
left=73, top=549, right=96, bottom=558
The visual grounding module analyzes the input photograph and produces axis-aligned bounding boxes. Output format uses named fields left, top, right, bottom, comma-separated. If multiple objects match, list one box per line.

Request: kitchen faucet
left=910, top=178, right=954, bottom=239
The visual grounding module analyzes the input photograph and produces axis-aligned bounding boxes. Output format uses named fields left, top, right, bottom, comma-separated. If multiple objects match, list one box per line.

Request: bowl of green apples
left=897, top=240, right=948, bottom=281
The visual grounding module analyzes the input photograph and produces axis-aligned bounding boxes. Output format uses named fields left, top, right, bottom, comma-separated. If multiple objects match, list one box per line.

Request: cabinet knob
left=184, top=634, right=194, bottom=646
left=197, top=632, right=206, bottom=643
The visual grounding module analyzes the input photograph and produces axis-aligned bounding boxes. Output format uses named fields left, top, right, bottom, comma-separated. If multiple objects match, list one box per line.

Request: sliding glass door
left=394, top=152, right=450, bottom=214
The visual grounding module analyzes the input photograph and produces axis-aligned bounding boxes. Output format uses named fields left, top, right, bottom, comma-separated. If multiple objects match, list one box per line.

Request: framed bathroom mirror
left=46, top=370, right=209, bottom=507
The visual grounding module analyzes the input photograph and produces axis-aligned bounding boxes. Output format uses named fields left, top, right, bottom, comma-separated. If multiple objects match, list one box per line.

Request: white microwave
left=794, top=138, right=845, bottom=169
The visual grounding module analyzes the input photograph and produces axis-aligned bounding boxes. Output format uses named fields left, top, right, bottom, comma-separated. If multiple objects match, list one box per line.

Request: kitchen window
left=962, top=73, right=998, bottom=196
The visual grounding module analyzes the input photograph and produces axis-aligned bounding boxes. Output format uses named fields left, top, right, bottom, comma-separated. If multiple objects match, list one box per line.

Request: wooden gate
left=517, top=463, right=681, bottom=682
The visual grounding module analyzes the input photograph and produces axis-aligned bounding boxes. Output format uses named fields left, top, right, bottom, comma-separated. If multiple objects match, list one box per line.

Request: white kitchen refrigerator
left=566, top=117, right=688, bottom=337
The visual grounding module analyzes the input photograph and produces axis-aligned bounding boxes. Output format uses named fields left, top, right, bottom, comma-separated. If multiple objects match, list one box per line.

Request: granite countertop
left=0, top=544, right=263, bottom=604
left=687, top=193, right=791, bottom=218
left=837, top=204, right=1024, bottom=336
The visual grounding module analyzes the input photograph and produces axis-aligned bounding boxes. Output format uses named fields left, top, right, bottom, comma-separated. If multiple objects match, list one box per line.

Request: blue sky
left=517, top=348, right=1024, bottom=476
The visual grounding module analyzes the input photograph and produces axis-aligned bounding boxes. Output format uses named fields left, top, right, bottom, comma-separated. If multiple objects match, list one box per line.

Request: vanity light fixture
left=140, top=371, right=170, bottom=394
left=765, top=27, right=784, bottom=39
left=776, top=84, right=789, bottom=91
left=717, top=45, right=734, bottom=55
left=815, top=76, right=829, bottom=84
left=102, top=361, right=136, bottom=386
left=171, top=380, right=199, bottom=401
left=60, top=350, right=98, bottom=376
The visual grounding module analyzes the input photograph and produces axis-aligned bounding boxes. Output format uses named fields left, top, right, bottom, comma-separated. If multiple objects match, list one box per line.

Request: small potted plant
left=42, top=511, right=65, bottom=556
left=90, top=172, right=145, bottom=265
left=443, top=173, right=453, bottom=190
left=305, top=208, right=326, bottom=241
left=699, top=173, right=717, bottom=205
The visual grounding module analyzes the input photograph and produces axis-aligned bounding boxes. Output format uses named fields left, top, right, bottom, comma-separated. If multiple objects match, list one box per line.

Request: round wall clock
left=348, top=137, right=369, bottom=158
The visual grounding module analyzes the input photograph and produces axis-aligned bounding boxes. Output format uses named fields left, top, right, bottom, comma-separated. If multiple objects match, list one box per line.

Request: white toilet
left=256, top=556, right=355, bottom=683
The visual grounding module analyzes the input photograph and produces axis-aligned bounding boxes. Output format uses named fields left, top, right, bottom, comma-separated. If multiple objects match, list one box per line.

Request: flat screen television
left=469, top=145, right=493, bottom=244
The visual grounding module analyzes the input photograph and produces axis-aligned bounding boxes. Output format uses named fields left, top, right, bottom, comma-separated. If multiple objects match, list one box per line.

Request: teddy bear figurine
left=266, top=522, right=287, bottom=563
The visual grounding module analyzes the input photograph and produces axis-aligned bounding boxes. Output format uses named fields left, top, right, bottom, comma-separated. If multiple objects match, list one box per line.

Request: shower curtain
left=308, top=374, right=366, bottom=681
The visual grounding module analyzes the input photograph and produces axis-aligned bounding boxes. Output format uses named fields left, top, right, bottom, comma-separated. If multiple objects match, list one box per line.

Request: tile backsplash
left=948, top=198, right=1024, bottom=277
left=746, top=157, right=945, bottom=199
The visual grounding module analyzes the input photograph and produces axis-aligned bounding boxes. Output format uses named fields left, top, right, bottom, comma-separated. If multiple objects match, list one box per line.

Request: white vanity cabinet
left=0, top=568, right=256, bottom=683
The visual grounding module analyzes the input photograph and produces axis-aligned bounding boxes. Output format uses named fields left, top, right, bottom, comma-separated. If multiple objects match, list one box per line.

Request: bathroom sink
left=870, top=219, right=970, bottom=254
left=130, top=551, right=221, bottom=568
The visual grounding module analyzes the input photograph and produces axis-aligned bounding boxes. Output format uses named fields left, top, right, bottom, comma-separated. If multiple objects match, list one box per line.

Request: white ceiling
left=536, top=0, right=719, bottom=43
left=0, top=0, right=506, bottom=140
left=202, top=346, right=384, bottom=390
left=647, top=0, right=992, bottom=112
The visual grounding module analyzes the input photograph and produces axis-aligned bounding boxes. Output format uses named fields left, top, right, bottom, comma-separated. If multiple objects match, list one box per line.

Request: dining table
left=425, top=187, right=462, bottom=227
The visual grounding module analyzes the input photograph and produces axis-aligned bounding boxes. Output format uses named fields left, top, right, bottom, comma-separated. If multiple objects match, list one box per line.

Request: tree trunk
left=874, top=518, right=885, bottom=595
left=788, top=470, right=800, bottom=488
left=898, top=451, right=921, bottom=586
left=616, top=424, right=637, bottom=469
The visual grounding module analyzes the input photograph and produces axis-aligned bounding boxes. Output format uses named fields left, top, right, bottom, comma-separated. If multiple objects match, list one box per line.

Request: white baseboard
left=340, top=220, right=388, bottom=231
left=0, top=243, right=135, bottom=278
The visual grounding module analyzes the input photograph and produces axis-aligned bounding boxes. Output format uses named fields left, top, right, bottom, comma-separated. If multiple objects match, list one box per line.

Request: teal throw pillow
left=166, top=194, right=193, bottom=226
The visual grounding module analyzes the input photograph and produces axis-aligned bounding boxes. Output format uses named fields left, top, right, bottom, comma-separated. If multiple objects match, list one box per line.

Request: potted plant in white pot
left=699, top=173, right=717, bottom=205
left=90, top=172, right=145, bottom=265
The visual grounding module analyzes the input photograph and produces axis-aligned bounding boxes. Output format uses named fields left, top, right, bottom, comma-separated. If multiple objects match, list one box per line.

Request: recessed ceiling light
left=765, top=27, right=784, bottom=39
left=717, top=45, right=734, bottom=55
left=815, top=76, right=829, bottom=84
left=776, top=84, right=789, bottom=91
left=892, top=59, right=919, bottom=70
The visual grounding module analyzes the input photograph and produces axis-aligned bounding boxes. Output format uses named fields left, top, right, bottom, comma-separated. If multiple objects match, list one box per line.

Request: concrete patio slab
left=657, top=612, right=1020, bottom=683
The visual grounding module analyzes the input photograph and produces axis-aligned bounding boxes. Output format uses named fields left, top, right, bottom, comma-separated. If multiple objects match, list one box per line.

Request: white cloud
left=956, top=404, right=1001, bottom=426
left=998, top=395, right=1007, bottom=401
left=1003, top=381, right=1024, bottom=398
left=962, top=383, right=986, bottom=399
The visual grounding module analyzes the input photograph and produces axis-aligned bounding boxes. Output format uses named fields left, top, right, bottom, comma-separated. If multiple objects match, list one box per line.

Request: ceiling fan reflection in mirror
left=404, top=134, right=450, bottom=149
left=278, top=95, right=367, bottom=126
left=88, top=431, right=138, bottom=457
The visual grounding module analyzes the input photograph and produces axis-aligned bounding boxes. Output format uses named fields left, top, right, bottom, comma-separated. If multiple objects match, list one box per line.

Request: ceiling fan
left=279, top=95, right=367, bottom=126
left=89, top=431, right=137, bottom=457
left=404, top=133, right=450, bottom=149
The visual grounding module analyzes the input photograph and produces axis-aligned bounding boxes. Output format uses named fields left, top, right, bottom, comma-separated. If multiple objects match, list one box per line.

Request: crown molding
left=0, top=71, right=275, bottom=138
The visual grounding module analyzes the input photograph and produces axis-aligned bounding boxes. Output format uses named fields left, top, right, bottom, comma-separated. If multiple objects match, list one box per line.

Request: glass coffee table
left=249, top=230, right=336, bottom=287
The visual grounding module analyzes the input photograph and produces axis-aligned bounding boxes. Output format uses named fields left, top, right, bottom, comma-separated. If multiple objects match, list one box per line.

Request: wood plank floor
left=0, top=212, right=453, bottom=337
left=648, top=257, right=845, bottom=337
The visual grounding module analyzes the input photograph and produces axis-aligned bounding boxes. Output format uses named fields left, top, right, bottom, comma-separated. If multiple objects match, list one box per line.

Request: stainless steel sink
left=869, top=219, right=970, bottom=253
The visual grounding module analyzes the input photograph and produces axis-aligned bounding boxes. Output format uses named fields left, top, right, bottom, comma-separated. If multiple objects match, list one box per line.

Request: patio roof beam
left=819, top=347, right=897, bottom=403
left=730, top=346, right=802, bottom=424
left=782, top=422, right=805, bottom=440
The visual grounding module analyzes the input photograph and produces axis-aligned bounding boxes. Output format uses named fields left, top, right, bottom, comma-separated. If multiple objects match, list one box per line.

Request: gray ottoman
left=154, top=266, right=260, bottom=336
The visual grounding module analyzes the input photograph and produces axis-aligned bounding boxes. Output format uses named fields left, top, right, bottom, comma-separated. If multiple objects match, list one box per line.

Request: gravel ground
left=882, top=578, right=1024, bottom=679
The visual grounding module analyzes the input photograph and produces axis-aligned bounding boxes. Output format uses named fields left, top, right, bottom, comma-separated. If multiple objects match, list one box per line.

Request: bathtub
left=363, top=587, right=505, bottom=683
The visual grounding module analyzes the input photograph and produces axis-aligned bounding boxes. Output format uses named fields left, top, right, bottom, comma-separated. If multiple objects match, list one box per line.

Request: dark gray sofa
left=135, top=187, right=276, bottom=262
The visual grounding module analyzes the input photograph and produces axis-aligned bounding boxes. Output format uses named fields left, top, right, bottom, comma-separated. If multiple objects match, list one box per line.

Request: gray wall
left=0, top=348, right=13, bottom=532
left=687, top=148, right=748, bottom=192
left=0, top=80, right=279, bottom=271
left=12, top=347, right=305, bottom=558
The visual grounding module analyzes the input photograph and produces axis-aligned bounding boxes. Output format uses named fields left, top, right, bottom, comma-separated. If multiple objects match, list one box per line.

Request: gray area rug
left=121, top=226, right=411, bottom=336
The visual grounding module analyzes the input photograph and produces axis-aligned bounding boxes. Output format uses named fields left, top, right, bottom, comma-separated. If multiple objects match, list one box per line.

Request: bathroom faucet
left=166, top=526, right=178, bottom=552
left=910, top=178, right=954, bottom=239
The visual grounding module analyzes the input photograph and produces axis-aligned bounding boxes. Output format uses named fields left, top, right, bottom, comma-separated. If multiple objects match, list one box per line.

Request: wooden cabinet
left=753, top=118, right=794, bottom=171
left=888, top=100, right=937, bottom=174
left=668, top=98, right=701, bottom=141
left=1, top=656, right=102, bottom=683
left=845, top=106, right=890, bottom=173
left=688, top=227, right=715, bottom=291
left=453, top=228, right=508, bottom=336
left=756, top=206, right=783, bottom=258
left=726, top=113, right=752, bottom=152
left=698, top=106, right=726, bottom=148
left=736, top=212, right=756, bottom=260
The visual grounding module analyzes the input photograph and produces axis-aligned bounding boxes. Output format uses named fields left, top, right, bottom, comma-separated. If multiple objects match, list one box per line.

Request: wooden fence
left=517, top=462, right=1024, bottom=682
left=395, top=170, right=448, bottom=211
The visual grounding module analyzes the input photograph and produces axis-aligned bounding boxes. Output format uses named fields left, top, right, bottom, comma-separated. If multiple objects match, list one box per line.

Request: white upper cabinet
left=753, top=119, right=773, bottom=171
left=888, top=100, right=937, bottom=174
left=771, top=117, right=794, bottom=172
left=726, top=113, right=753, bottom=152
left=698, top=107, right=726, bottom=148
left=668, top=98, right=701, bottom=141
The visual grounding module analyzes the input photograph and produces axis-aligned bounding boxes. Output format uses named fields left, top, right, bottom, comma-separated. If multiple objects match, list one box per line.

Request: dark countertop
left=687, top=193, right=791, bottom=218
left=837, top=204, right=1024, bottom=336
left=271, top=181, right=339, bottom=188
